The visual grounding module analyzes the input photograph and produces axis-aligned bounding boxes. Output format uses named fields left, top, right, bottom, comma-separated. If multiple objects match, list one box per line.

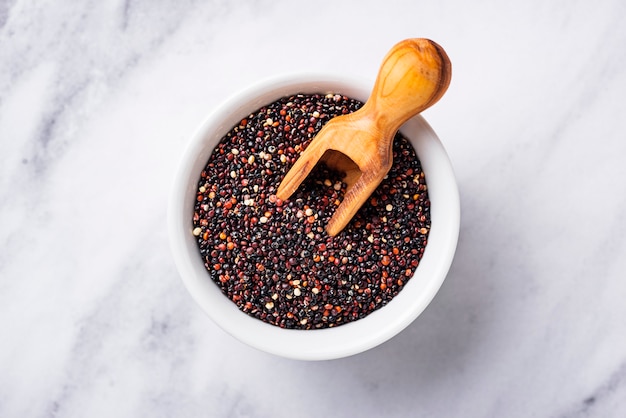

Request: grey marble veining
left=1, top=0, right=626, bottom=417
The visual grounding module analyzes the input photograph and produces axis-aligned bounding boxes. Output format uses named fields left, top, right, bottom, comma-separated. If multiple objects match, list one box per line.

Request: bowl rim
left=168, top=72, right=460, bottom=360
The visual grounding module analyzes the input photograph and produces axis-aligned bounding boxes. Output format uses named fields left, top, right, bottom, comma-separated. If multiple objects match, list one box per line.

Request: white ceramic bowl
left=168, top=73, right=460, bottom=361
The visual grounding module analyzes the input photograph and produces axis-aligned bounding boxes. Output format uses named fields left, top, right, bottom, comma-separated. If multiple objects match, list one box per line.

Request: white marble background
left=1, top=0, right=626, bottom=416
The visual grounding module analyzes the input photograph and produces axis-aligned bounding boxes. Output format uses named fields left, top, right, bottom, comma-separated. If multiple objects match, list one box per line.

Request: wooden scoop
left=276, top=38, right=452, bottom=236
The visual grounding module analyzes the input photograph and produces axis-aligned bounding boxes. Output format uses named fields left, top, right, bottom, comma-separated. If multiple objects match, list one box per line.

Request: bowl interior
left=168, top=74, right=460, bottom=360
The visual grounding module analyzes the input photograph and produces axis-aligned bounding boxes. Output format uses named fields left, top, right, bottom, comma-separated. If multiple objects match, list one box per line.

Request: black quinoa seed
left=192, top=93, right=431, bottom=330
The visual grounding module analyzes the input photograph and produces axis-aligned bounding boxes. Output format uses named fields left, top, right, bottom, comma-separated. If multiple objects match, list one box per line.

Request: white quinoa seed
left=192, top=227, right=202, bottom=236
left=294, top=288, right=301, bottom=296
left=265, top=302, right=274, bottom=310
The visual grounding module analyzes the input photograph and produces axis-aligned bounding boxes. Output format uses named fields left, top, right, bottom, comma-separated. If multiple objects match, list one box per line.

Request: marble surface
left=1, top=0, right=626, bottom=416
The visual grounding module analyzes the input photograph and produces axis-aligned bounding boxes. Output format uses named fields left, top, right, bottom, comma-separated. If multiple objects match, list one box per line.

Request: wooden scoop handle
left=359, top=38, right=452, bottom=142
